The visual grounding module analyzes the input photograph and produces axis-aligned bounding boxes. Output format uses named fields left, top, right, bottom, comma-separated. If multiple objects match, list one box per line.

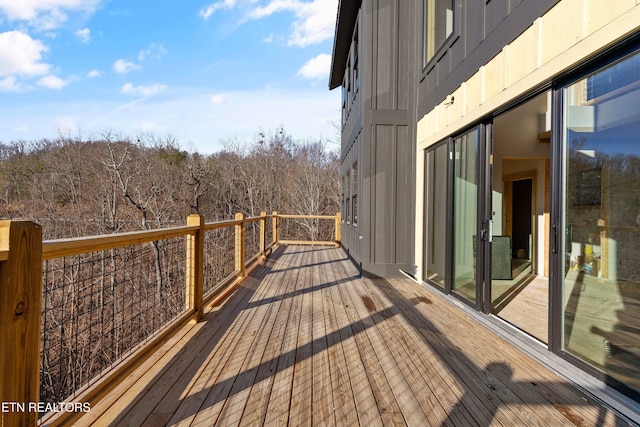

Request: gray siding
left=339, top=0, right=417, bottom=277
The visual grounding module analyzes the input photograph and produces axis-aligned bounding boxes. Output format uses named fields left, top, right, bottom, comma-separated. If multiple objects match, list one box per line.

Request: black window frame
left=422, top=0, right=460, bottom=72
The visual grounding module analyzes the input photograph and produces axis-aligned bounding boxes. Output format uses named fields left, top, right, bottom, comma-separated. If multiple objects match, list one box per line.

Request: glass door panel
left=452, top=128, right=480, bottom=304
left=423, top=143, right=448, bottom=287
left=487, top=92, right=551, bottom=343
left=562, top=49, right=640, bottom=394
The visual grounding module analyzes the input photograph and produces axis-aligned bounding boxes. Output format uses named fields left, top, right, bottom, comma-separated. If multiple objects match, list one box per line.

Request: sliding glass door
left=451, top=127, right=482, bottom=305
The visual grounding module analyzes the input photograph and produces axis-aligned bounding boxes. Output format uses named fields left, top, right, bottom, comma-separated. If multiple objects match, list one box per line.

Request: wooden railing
left=0, top=212, right=339, bottom=427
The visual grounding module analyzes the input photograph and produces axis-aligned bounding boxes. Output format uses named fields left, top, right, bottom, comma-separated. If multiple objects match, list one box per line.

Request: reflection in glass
left=424, top=145, right=447, bottom=286
left=452, top=129, right=479, bottom=302
left=563, top=50, right=640, bottom=394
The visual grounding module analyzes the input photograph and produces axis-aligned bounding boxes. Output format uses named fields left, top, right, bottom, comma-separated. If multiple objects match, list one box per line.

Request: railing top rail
left=277, top=214, right=337, bottom=220
left=243, top=215, right=268, bottom=224
left=41, top=214, right=275, bottom=260
left=0, top=250, right=8, bottom=262
left=42, top=225, right=199, bottom=260
left=204, top=219, right=242, bottom=231
left=203, top=214, right=268, bottom=231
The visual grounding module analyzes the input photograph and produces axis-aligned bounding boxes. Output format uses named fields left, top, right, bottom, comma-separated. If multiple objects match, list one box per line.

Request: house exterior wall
left=414, top=0, right=640, bottom=280
left=336, top=0, right=418, bottom=277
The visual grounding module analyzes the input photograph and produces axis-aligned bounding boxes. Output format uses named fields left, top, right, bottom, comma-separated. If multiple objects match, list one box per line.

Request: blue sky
left=0, top=0, right=340, bottom=153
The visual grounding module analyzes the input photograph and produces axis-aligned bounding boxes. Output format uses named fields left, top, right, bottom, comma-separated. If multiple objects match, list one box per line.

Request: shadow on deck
left=72, top=245, right=626, bottom=426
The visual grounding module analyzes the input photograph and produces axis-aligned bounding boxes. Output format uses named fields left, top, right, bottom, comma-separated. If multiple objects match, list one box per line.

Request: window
left=342, top=78, right=347, bottom=125
left=353, top=58, right=359, bottom=97
left=341, top=57, right=350, bottom=125
left=346, top=58, right=351, bottom=112
left=423, top=0, right=454, bottom=67
left=342, top=23, right=360, bottom=126
left=346, top=170, right=351, bottom=224
left=351, top=162, right=358, bottom=226
left=341, top=175, right=347, bottom=222
left=353, top=24, right=359, bottom=96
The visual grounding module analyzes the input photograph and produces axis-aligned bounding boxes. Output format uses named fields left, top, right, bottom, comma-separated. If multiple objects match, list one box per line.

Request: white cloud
left=199, top=0, right=239, bottom=19
left=137, top=43, right=168, bottom=61
left=113, top=59, right=141, bottom=74
left=263, top=33, right=275, bottom=43
left=198, top=0, right=336, bottom=46
left=75, top=28, right=90, bottom=43
left=0, top=0, right=101, bottom=30
left=87, top=69, right=101, bottom=78
left=249, top=0, right=337, bottom=47
left=0, top=76, right=23, bottom=92
left=0, top=31, right=50, bottom=77
left=38, top=75, right=68, bottom=89
left=210, top=93, right=229, bottom=104
left=297, top=53, right=330, bottom=81
left=121, top=82, right=167, bottom=97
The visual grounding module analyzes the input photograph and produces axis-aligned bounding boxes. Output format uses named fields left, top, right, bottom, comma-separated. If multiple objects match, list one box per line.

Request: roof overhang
left=329, top=0, right=361, bottom=90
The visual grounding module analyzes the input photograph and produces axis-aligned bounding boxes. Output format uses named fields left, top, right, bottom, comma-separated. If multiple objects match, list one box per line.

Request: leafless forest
left=0, top=129, right=340, bottom=240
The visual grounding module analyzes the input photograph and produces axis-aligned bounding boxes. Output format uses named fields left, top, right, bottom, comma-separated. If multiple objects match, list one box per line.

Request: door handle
left=480, top=220, right=493, bottom=242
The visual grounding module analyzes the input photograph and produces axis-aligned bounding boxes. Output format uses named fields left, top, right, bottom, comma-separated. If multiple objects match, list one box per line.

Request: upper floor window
left=341, top=174, right=348, bottom=222
left=353, top=23, right=359, bottom=95
left=342, top=78, right=347, bottom=125
left=346, top=170, right=352, bottom=224
left=351, top=161, right=358, bottom=227
left=423, top=0, right=454, bottom=67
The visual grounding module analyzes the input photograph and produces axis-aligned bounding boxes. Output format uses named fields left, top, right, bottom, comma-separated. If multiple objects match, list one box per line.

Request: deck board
left=73, top=245, right=630, bottom=427
left=310, top=248, right=335, bottom=426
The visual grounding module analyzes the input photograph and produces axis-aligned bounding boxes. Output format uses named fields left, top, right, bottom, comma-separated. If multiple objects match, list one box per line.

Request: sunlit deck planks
left=71, top=245, right=626, bottom=426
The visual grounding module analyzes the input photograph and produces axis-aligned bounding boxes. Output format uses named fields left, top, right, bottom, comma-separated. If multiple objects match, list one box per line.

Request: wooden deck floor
left=72, top=245, right=627, bottom=426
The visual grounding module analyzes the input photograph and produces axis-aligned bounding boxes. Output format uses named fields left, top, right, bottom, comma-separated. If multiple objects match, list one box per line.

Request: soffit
left=329, top=0, right=361, bottom=90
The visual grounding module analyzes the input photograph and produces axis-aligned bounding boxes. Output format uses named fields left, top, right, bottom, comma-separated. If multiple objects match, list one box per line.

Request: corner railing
left=0, top=211, right=340, bottom=427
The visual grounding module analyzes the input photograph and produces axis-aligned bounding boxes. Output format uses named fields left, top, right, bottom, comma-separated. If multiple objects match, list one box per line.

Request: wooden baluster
left=0, top=220, right=42, bottom=427
left=272, top=211, right=278, bottom=245
left=186, top=214, right=204, bottom=323
left=235, top=213, right=246, bottom=278
left=259, top=211, right=267, bottom=256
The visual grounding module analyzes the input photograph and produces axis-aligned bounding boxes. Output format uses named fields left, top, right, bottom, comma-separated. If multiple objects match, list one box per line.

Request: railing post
left=0, top=221, right=42, bottom=427
left=235, top=213, right=246, bottom=277
left=335, top=211, right=341, bottom=244
left=259, top=211, right=266, bottom=256
left=272, top=211, right=278, bottom=245
left=186, top=214, right=204, bottom=322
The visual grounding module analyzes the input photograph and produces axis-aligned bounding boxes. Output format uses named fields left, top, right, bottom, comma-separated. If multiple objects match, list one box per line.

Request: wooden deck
left=71, top=245, right=627, bottom=426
